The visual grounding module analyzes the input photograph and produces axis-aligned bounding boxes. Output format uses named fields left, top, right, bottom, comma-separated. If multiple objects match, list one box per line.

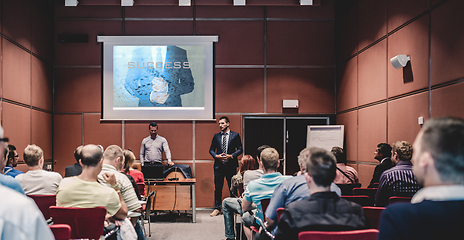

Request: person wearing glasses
left=4, top=144, right=23, bottom=178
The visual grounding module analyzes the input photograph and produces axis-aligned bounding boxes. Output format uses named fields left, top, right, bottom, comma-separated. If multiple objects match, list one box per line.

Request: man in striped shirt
left=375, top=141, right=421, bottom=206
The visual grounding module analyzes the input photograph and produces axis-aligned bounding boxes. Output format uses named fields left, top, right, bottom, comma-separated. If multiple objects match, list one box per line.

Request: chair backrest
left=28, top=194, right=56, bottom=220
left=298, top=229, right=379, bottom=240
left=363, top=206, right=385, bottom=229
left=352, top=188, right=378, bottom=206
left=341, top=195, right=371, bottom=206
left=145, top=190, right=156, bottom=213
left=336, top=183, right=362, bottom=195
left=49, top=224, right=71, bottom=240
left=49, top=206, right=106, bottom=239
left=136, top=182, right=146, bottom=196
left=276, top=207, right=285, bottom=221
left=389, top=196, right=412, bottom=205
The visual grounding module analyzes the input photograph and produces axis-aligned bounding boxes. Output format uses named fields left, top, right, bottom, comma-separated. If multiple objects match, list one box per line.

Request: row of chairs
left=28, top=191, right=156, bottom=240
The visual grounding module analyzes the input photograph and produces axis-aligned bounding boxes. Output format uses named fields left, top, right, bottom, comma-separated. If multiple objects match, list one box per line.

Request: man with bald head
left=56, top=144, right=128, bottom=220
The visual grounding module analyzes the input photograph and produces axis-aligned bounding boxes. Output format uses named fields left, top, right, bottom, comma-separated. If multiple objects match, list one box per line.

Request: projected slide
left=113, top=45, right=205, bottom=108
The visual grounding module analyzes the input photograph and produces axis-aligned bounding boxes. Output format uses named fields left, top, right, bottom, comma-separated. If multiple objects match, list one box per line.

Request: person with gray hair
left=379, top=117, right=464, bottom=239
left=274, top=147, right=367, bottom=240
left=16, top=144, right=62, bottom=195
left=375, top=140, right=421, bottom=206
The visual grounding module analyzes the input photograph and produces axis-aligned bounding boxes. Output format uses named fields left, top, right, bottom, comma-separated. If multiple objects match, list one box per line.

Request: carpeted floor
left=145, top=209, right=226, bottom=240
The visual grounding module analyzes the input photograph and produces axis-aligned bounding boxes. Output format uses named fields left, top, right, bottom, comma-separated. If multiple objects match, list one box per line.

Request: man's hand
left=102, top=172, right=117, bottom=186
left=167, top=161, right=174, bottom=167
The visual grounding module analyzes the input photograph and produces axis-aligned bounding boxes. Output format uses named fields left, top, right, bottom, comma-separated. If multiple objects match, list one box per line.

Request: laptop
left=142, top=165, right=165, bottom=181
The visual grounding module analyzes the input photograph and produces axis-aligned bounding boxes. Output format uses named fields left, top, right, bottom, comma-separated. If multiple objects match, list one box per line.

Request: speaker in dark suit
left=209, top=116, right=243, bottom=214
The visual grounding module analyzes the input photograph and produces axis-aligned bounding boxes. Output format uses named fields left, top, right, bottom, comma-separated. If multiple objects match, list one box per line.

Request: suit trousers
left=214, top=165, right=236, bottom=209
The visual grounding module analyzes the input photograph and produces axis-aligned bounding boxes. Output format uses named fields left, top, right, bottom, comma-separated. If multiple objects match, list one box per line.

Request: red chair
left=250, top=198, right=271, bottom=235
left=137, top=182, right=146, bottom=196
left=28, top=195, right=56, bottom=220
left=363, top=206, right=385, bottom=229
left=49, top=206, right=106, bottom=239
left=352, top=188, right=378, bottom=206
left=276, top=207, right=284, bottom=221
left=298, top=229, right=379, bottom=240
left=336, top=183, right=361, bottom=196
left=341, top=195, right=371, bottom=206
left=389, top=196, right=412, bottom=205
left=49, top=224, right=71, bottom=240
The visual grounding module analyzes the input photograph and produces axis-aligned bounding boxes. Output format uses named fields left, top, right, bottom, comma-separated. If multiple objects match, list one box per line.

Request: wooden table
left=145, top=178, right=196, bottom=223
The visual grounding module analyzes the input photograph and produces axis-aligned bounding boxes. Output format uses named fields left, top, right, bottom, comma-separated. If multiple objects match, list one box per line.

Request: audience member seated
left=0, top=131, right=24, bottom=194
left=16, top=145, right=62, bottom=195
left=64, top=145, right=83, bottom=177
left=4, top=144, right=23, bottom=177
left=368, top=143, right=393, bottom=188
left=274, top=147, right=367, bottom=240
left=265, top=147, right=341, bottom=231
left=0, top=184, right=54, bottom=239
left=56, top=144, right=129, bottom=234
left=97, top=145, right=143, bottom=239
left=242, top=147, right=292, bottom=240
left=222, top=148, right=263, bottom=240
left=379, top=117, right=464, bottom=239
left=332, top=146, right=359, bottom=184
left=375, top=141, right=421, bottom=206
left=123, top=149, right=145, bottom=196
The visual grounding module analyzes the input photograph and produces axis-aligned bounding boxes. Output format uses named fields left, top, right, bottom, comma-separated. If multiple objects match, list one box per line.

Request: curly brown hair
left=238, top=155, right=258, bottom=175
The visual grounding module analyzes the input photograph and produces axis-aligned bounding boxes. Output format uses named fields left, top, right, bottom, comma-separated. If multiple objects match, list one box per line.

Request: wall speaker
left=57, top=34, right=89, bottom=43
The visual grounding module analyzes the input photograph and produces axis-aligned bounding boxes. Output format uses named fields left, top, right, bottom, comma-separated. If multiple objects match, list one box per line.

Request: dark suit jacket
left=64, top=163, right=82, bottom=178
left=379, top=200, right=464, bottom=240
left=124, top=46, right=194, bottom=107
left=368, top=157, right=393, bottom=187
left=209, top=131, right=243, bottom=169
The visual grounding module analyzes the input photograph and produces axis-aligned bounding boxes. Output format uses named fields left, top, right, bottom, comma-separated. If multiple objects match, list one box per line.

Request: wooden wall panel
left=83, top=114, right=122, bottom=148
left=125, top=6, right=193, bottom=18
left=387, top=0, right=429, bottom=32
left=31, top=5, right=53, bottom=62
left=124, top=123, right=149, bottom=158
left=336, top=111, right=357, bottom=162
left=431, top=82, right=464, bottom=119
left=53, top=114, right=83, bottom=176
left=388, top=92, right=428, bottom=144
left=55, top=5, right=122, bottom=18
left=195, top=121, right=221, bottom=161
left=3, top=40, right=31, bottom=105
left=337, top=58, right=357, bottom=111
left=2, top=103, right=31, bottom=158
left=195, top=162, right=215, bottom=208
left=357, top=41, right=386, bottom=106
left=267, top=21, right=335, bottom=66
left=267, top=1, right=334, bottom=19
left=196, top=21, right=264, bottom=65
left=335, top=1, right=357, bottom=63
left=2, top=0, right=31, bottom=49
left=196, top=5, right=264, bottom=18
left=153, top=122, right=193, bottom=160
left=54, top=68, right=101, bottom=113
left=358, top=104, right=387, bottom=163
left=215, top=69, right=264, bottom=113
left=430, top=0, right=464, bottom=85
left=32, top=58, right=53, bottom=111
left=267, top=68, right=335, bottom=113
left=358, top=163, right=376, bottom=188
left=388, top=15, right=429, bottom=97
left=357, top=0, right=387, bottom=51
left=54, top=21, right=122, bottom=66
left=31, top=110, right=53, bottom=160
left=124, top=21, right=193, bottom=36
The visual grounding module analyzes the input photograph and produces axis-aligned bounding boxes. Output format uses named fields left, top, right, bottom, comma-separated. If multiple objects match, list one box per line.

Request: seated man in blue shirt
left=241, top=147, right=292, bottom=240
left=0, top=127, right=25, bottom=194
left=379, top=117, right=464, bottom=240
left=4, top=144, right=23, bottom=178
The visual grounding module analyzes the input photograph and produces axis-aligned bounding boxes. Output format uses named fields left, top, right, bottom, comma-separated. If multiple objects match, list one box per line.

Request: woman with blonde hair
left=123, top=149, right=145, bottom=196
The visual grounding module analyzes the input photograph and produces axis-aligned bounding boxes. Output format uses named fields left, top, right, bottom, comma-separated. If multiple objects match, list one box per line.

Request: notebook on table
left=142, top=165, right=165, bottom=181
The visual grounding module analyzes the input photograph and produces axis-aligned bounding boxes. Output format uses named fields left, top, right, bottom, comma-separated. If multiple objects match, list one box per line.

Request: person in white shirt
left=16, top=144, right=62, bottom=195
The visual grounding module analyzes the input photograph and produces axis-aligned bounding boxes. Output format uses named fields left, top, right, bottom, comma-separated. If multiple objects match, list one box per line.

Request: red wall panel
left=336, top=58, right=357, bottom=111
left=267, top=1, right=334, bottom=19
left=2, top=0, right=31, bottom=50
left=215, top=69, right=264, bottom=113
left=31, top=110, right=53, bottom=160
left=387, top=0, right=429, bottom=32
left=124, top=21, right=193, bottom=36
left=388, top=15, right=429, bottom=97
left=83, top=114, right=122, bottom=148
left=266, top=68, right=335, bottom=113
left=335, top=3, right=358, bottom=63
left=357, top=104, right=387, bottom=163
left=267, top=21, right=335, bottom=66
left=195, top=121, right=222, bottom=161
left=53, top=114, right=83, bottom=176
left=196, top=6, right=264, bottom=18
left=32, top=58, right=53, bottom=111
left=196, top=21, right=264, bottom=65
left=358, top=164, right=376, bottom=187
left=55, top=5, right=122, bottom=19
left=2, top=103, right=31, bottom=158
left=388, top=92, right=428, bottom=144
left=357, top=40, right=386, bottom=106
left=54, top=68, right=101, bottom=113
left=431, top=81, right=464, bottom=119
left=336, top=111, right=357, bottom=162
left=125, top=6, right=193, bottom=18
left=357, top=0, right=387, bottom=51
left=3, top=40, right=31, bottom=105
left=430, top=0, right=464, bottom=85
